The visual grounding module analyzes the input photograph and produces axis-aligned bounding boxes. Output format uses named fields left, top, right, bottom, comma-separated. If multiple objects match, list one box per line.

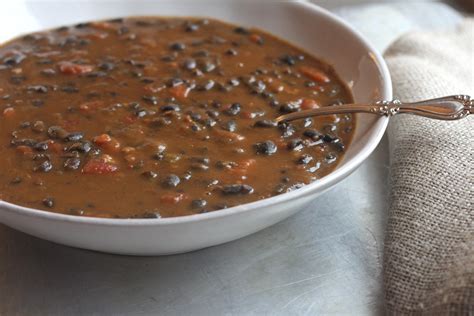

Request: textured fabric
left=383, top=19, right=474, bottom=315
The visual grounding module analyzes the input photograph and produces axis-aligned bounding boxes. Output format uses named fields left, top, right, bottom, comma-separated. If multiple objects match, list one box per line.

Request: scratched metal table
left=0, top=2, right=462, bottom=315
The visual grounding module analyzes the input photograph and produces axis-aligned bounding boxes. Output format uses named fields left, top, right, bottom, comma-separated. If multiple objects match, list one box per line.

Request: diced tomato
left=299, top=66, right=330, bottom=83
left=159, top=193, right=187, bottom=204
left=93, top=134, right=121, bottom=152
left=49, top=142, right=64, bottom=154
left=169, top=85, right=190, bottom=99
left=249, top=34, right=263, bottom=44
left=90, top=21, right=116, bottom=31
left=213, top=128, right=245, bottom=142
left=2, top=107, right=15, bottom=117
left=93, top=134, right=112, bottom=145
left=58, top=61, right=94, bottom=75
left=16, top=145, right=33, bottom=155
left=82, top=159, right=118, bottom=174
left=79, top=101, right=104, bottom=113
left=123, top=114, right=137, bottom=124
left=240, top=111, right=255, bottom=119
left=144, top=84, right=163, bottom=94
left=301, top=98, right=320, bottom=110
left=228, top=158, right=256, bottom=177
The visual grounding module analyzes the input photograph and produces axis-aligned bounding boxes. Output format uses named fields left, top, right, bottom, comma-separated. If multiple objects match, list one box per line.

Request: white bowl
left=0, top=1, right=391, bottom=255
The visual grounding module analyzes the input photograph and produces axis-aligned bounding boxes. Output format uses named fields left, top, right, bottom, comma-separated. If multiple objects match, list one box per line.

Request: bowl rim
left=0, top=0, right=392, bottom=226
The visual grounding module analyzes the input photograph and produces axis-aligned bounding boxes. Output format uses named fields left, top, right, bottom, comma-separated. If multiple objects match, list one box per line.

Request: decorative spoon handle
left=276, top=95, right=473, bottom=123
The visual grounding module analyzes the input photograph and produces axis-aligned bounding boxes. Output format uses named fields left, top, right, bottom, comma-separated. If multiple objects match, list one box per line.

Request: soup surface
left=0, top=17, right=354, bottom=218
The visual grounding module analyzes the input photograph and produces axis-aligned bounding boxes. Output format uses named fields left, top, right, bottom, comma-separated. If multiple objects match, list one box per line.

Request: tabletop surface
left=0, top=2, right=462, bottom=315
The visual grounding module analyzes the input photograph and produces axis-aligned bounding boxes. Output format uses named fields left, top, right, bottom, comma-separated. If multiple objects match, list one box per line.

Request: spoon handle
left=276, top=95, right=473, bottom=123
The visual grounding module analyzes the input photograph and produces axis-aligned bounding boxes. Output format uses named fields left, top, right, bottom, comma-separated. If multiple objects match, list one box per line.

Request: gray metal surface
left=0, top=2, right=463, bottom=315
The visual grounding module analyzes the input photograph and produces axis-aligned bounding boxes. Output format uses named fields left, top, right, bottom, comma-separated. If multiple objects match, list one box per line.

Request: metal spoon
left=276, top=95, right=473, bottom=123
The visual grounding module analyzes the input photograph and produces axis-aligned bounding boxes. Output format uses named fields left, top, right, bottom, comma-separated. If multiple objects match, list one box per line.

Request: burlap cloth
left=383, top=19, right=473, bottom=315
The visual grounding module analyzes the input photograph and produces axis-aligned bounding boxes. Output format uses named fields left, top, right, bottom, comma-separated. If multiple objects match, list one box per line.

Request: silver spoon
left=276, top=95, right=473, bottom=123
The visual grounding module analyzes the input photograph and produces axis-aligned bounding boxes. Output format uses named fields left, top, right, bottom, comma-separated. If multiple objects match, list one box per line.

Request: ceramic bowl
left=0, top=0, right=391, bottom=255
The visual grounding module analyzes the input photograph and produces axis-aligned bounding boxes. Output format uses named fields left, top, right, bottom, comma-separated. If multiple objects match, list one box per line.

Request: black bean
left=326, top=153, right=337, bottom=164
left=216, top=161, right=237, bottom=169
left=226, top=48, right=238, bottom=56
left=32, top=121, right=45, bottom=133
left=185, top=23, right=199, bottom=32
left=303, top=118, right=313, bottom=128
left=10, top=138, right=37, bottom=147
left=269, top=100, right=279, bottom=107
left=42, top=197, right=55, bottom=208
left=221, top=184, right=254, bottom=195
left=297, top=154, right=313, bottom=165
left=201, top=80, right=215, bottom=91
left=222, top=120, right=237, bottom=132
left=286, top=183, right=305, bottom=192
left=10, top=76, right=26, bottom=84
left=37, top=58, right=52, bottom=65
left=31, top=99, right=44, bottom=107
left=34, top=141, right=49, bottom=151
left=279, top=123, right=295, bottom=138
left=332, top=142, right=345, bottom=152
left=10, top=177, right=22, bottom=185
left=135, top=109, right=148, bottom=118
left=19, top=121, right=31, bottom=128
left=64, top=157, right=81, bottom=170
left=308, top=162, right=322, bottom=173
left=27, top=85, right=48, bottom=93
left=142, top=171, right=158, bottom=179
left=191, top=199, right=207, bottom=209
left=183, top=58, right=197, bottom=70
left=254, top=141, right=277, bottom=155
left=162, top=174, right=180, bottom=188
left=86, top=71, right=107, bottom=78
left=228, top=78, right=240, bottom=86
left=279, top=102, right=300, bottom=113
left=206, top=109, right=219, bottom=119
left=117, top=26, right=129, bottom=35
left=140, top=77, right=155, bottom=84
left=64, top=132, right=84, bottom=142
left=135, top=20, right=152, bottom=26
left=193, top=50, right=209, bottom=57
left=274, top=183, right=286, bottom=194
left=323, top=124, right=337, bottom=132
left=160, top=104, right=180, bottom=112
left=41, top=68, right=56, bottom=76
left=254, top=119, right=277, bottom=128
left=201, top=61, right=216, bottom=73
left=323, top=133, right=339, bottom=143
left=161, top=55, right=176, bottom=62
left=47, top=126, right=69, bottom=139
left=204, top=118, right=216, bottom=127
left=170, top=42, right=186, bottom=51
left=3, top=53, right=25, bottom=66
left=35, top=160, right=53, bottom=172
left=61, top=85, right=79, bottom=93
left=142, top=95, right=159, bottom=105
left=191, top=157, right=210, bottom=165
left=210, top=36, right=226, bottom=44
left=234, top=27, right=250, bottom=35
left=280, top=54, right=297, bottom=66
left=287, top=138, right=304, bottom=151
left=67, top=141, right=91, bottom=153
left=303, top=129, right=323, bottom=140
left=98, top=62, right=115, bottom=71
left=225, top=103, right=241, bottom=116
left=150, top=117, right=171, bottom=127
left=191, top=163, right=209, bottom=171
left=131, top=212, right=161, bottom=219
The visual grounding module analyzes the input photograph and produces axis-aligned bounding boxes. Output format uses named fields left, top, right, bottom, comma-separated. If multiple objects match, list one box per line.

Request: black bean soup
left=0, top=17, right=355, bottom=218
